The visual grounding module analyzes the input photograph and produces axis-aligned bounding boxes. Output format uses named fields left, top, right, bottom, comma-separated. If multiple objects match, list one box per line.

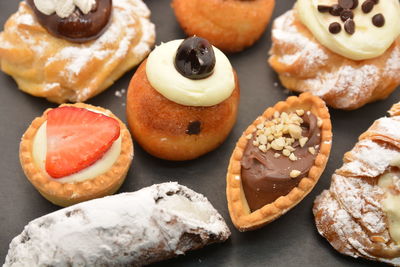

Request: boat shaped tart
left=19, top=103, right=133, bottom=207
left=227, top=93, right=332, bottom=231
left=313, top=103, right=400, bottom=265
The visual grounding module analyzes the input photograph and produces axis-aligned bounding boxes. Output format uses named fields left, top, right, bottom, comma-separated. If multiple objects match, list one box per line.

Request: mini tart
left=226, top=93, right=332, bottom=231
left=19, top=103, right=134, bottom=207
left=171, top=0, right=275, bottom=53
left=126, top=60, right=240, bottom=161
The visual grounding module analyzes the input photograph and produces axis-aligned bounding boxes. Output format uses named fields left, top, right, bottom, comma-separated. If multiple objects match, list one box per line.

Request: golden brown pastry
left=172, top=0, right=275, bottom=53
left=0, top=0, right=155, bottom=103
left=20, top=103, right=133, bottom=207
left=269, top=0, right=400, bottom=110
left=314, top=102, right=400, bottom=265
left=127, top=37, right=240, bottom=161
left=227, top=93, right=332, bottom=231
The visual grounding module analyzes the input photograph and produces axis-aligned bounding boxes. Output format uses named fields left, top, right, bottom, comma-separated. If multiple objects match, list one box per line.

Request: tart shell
left=126, top=60, right=240, bottom=161
left=19, top=103, right=134, bottom=207
left=171, top=0, right=275, bottom=53
left=226, top=92, right=332, bottom=231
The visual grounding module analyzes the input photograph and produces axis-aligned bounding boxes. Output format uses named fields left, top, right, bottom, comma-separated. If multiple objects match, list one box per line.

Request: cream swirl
left=146, top=40, right=235, bottom=107
left=32, top=109, right=121, bottom=184
left=296, top=0, right=400, bottom=60
left=33, top=0, right=96, bottom=18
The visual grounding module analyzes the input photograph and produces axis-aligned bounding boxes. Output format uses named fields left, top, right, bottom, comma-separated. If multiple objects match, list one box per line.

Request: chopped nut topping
left=246, top=134, right=253, bottom=140
left=249, top=110, right=318, bottom=162
left=290, top=170, right=301, bottom=178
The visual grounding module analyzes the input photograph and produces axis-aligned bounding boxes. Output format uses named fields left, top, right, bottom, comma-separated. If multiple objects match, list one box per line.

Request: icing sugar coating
left=296, top=0, right=400, bottom=60
left=33, top=0, right=96, bottom=18
left=146, top=40, right=235, bottom=107
left=4, top=183, right=231, bottom=266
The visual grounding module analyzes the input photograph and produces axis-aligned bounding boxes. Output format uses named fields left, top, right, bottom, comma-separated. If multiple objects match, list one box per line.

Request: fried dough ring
left=172, top=0, right=275, bottom=53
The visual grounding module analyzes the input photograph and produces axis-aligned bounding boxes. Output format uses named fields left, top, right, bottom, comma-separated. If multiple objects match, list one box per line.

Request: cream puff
left=19, top=103, right=134, bottom=207
left=0, top=0, right=155, bottom=103
left=172, top=0, right=275, bottom=53
left=268, top=0, right=400, bottom=110
left=126, top=37, right=240, bottom=161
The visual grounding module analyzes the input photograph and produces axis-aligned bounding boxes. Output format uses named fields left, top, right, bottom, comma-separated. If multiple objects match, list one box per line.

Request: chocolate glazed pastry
left=26, top=0, right=112, bottom=43
left=241, top=113, right=321, bottom=211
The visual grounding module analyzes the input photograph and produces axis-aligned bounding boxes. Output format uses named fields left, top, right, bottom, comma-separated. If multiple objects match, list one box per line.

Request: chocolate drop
left=362, top=0, right=375, bottom=13
left=372, top=13, right=385, bottom=27
left=339, top=0, right=354, bottom=9
left=329, top=4, right=344, bottom=16
left=329, top=22, right=341, bottom=34
left=317, top=5, right=331, bottom=13
left=340, top=10, right=354, bottom=22
left=344, top=19, right=355, bottom=34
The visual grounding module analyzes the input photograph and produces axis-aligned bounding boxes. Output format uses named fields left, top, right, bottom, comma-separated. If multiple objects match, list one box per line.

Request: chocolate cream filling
left=241, top=112, right=321, bottom=212
left=26, top=0, right=112, bottom=43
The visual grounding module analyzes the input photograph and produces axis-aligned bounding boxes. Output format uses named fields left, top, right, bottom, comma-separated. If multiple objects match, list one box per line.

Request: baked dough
left=314, top=103, right=400, bottom=265
left=4, top=182, right=231, bottom=266
left=268, top=10, right=400, bottom=110
left=19, top=103, right=134, bottom=207
left=0, top=0, right=155, bottom=103
left=172, top=0, right=275, bottom=53
left=227, top=93, right=332, bottom=231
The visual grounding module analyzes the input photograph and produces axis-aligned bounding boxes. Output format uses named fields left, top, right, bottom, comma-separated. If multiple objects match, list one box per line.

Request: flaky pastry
left=227, top=93, right=332, bottom=231
left=314, top=103, right=400, bottom=265
left=268, top=10, right=400, bottom=110
left=0, top=0, right=155, bottom=103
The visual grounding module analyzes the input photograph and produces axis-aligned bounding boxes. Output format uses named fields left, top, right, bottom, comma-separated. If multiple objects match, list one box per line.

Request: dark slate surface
left=0, top=0, right=394, bottom=266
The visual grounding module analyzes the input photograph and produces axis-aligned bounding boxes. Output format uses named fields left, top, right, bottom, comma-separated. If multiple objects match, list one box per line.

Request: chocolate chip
left=362, top=0, right=374, bottom=13
left=329, top=4, right=343, bottom=16
left=329, top=22, right=342, bottom=34
left=317, top=5, right=331, bottom=12
left=344, top=19, right=355, bottom=34
left=186, top=121, right=201, bottom=135
left=351, top=0, right=359, bottom=9
left=339, top=0, right=354, bottom=9
left=340, top=10, right=354, bottom=22
left=371, top=0, right=379, bottom=3
left=372, top=13, right=385, bottom=27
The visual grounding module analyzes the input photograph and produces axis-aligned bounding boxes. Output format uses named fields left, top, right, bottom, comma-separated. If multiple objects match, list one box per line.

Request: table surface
left=0, top=0, right=396, bottom=266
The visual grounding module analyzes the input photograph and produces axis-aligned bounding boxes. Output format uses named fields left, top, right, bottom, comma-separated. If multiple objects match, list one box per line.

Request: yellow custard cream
left=146, top=40, right=235, bottom=107
left=296, top=0, right=400, bottom=60
left=32, top=110, right=121, bottom=184
left=378, top=171, right=400, bottom=244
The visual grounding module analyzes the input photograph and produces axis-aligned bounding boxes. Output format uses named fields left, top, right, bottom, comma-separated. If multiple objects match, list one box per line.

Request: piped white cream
left=33, top=0, right=96, bottom=18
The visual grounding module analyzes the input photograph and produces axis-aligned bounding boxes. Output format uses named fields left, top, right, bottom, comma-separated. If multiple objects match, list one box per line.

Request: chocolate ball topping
left=372, top=13, right=385, bottom=27
left=339, top=0, right=354, bottom=9
left=351, top=0, right=359, bottom=9
left=362, top=0, right=375, bottom=13
left=317, top=5, right=331, bottom=12
left=340, top=10, right=354, bottom=22
left=174, top=36, right=216, bottom=80
left=26, top=0, right=112, bottom=43
left=329, top=4, right=343, bottom=16
left=344, top=19, right=355, bottom=34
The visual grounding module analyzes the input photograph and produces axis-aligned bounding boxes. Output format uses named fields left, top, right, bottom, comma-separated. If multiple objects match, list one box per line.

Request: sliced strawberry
left=45, top=106, right=120, bottom=178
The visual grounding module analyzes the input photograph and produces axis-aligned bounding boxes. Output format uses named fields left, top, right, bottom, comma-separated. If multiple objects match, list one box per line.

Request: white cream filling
left=33, top=0, right=96, bottom=18
left=296, top=0, right=400, bottom=60
left=146, top=40, right=235, bottom=107
left=378, top=156, right=400, bottom=244
left=32, top=109, right=121, bottom=184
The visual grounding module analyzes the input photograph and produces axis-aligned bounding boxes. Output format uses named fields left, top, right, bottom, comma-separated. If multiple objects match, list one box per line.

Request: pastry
left=19, top=103, right=133, bottom=207
left=126, top=36, right=240, bottom=161
left=0, top=0, right=155, bottom=103
left=4, top=182, right=231, bottom=266
left=171, top=0, right=275, bottom=53
left=226, top=93, right=332, bottom=231
left=314, top=102, right=400, bottom=265
left=268, top=0, right=400, bottom=110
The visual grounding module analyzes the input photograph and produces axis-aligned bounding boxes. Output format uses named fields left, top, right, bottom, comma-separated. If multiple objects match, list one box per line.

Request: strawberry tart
left=19, top=103, right=134, bottom=207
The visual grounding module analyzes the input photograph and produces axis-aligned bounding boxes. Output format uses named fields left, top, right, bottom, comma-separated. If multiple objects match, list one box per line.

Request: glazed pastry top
left=296, top=0, right=400, bottom=60
left=32, top=108, right=121, bottom=184
left=146, top=39, right=235, bottom=107
left=33, top=0, right=96, bottom=17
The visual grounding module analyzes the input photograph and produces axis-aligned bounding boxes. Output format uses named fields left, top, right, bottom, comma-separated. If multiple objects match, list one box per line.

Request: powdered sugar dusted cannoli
left=4, top=182, right=231, bottom=266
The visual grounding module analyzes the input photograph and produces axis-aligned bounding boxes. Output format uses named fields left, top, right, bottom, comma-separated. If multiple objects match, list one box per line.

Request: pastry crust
left=226, top=93, right=332, bottom=231
left=268, top=10, right=400, bottom=110
left=172, top=0, right=275, bottom=53
left=126, top=60, right=240, bottom=161
left=19, top=103, right=134, bottom=207
left=313, top=103, right=400, bottom=265
left=0, top=0, right=155, bottom=103
left=4, top=182, right=231, bottom=266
